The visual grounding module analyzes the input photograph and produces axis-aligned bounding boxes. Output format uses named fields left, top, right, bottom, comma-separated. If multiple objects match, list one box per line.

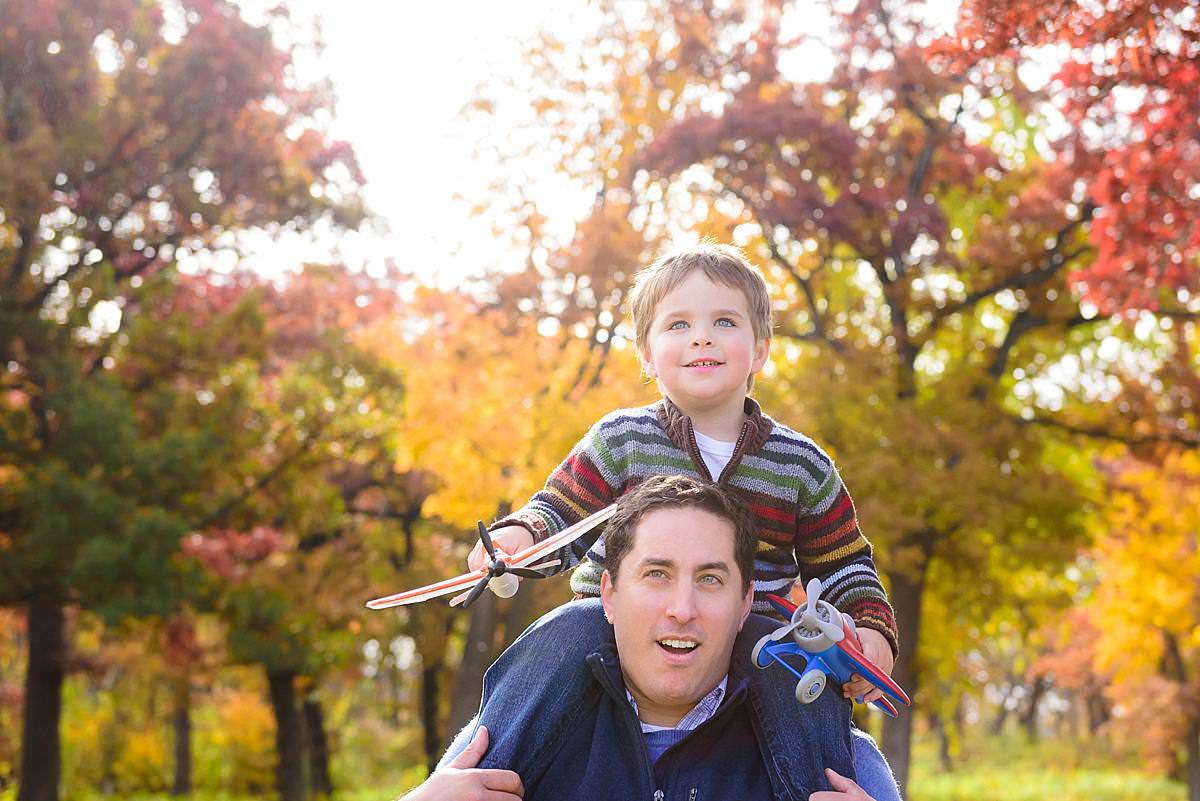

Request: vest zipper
left=594, top=654, right=661, bottom=801
left=684, top=419, right=712, bottom=481
left=688, top=789, right=698, bottom=801
left=688, top=418, right=751, bottom=485
left=717, top=419, right=751, bottom=485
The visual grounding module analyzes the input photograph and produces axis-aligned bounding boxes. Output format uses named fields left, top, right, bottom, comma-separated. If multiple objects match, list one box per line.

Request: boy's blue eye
left=668, top=320, right=688, bottom=330
left=715, top=318, right=735, bottom=327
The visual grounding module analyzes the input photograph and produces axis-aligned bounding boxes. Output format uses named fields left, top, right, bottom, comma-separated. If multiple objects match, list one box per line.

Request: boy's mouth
left=685, top=359, right=723, bottom=368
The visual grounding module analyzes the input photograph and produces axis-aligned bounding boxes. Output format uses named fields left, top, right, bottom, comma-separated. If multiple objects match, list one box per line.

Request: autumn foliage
left=0, top=1, right=1198, bottom=800
left=946, top=0, right=1200, bottom=312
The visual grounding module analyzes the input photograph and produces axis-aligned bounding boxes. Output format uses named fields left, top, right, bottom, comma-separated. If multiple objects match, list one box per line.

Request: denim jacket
left=520, top=645, right=773, bottom=801
left=444, top=600, right=860, bottom=801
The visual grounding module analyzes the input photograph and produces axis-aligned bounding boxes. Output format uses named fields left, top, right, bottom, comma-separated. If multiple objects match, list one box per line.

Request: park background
left=1, top=0, right=1198, bottom=800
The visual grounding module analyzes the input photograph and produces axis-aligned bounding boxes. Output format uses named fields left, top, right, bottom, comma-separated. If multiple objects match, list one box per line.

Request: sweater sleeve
left=490, top=419, right=620, bottom=574
left=795, top=464, right=899, bottom=658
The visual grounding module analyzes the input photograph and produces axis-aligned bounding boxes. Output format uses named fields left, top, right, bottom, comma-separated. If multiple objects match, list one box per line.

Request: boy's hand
left=399, top=726, right=523, bottom=801
left=843, top=628, right=894, bottom=703
left=808, top=768, right=875, bottom=800
left=467, top=525, right=535, bottom=572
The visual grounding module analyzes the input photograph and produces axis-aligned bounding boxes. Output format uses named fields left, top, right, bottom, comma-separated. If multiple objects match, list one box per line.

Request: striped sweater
left=496, top=397, right=898, bottom=655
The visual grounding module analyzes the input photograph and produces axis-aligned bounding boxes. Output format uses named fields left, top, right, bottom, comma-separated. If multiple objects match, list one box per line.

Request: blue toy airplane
left=752, top=578, right=912, bottom=717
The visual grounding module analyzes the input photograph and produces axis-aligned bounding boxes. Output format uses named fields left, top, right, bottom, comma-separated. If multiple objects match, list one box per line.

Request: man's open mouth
left=657, top=638, right=699, bottom=655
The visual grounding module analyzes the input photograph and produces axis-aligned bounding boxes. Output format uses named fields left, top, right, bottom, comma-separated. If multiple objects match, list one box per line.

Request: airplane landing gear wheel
left=752, top=633, right=775, bottom=669
left=795, top=670, right=826, bottom=704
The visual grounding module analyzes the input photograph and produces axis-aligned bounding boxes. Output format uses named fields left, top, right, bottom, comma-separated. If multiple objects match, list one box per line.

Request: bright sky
left=236, top=1, right=963, bottom=286
left=235, top=0, right=572, bottom=286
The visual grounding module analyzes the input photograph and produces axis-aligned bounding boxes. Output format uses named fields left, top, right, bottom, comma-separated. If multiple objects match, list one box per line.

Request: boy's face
left=641, top=271, right=769, bottom=416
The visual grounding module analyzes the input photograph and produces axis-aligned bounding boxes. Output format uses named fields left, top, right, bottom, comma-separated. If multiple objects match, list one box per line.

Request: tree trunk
left=1186, top=716, right=1200, bottom=801
left=500, top=579, right=534, bottom=650
left=1085, top=689, right=1109, bottom=735
left=1020, top=674, right=1048, bottom=742
left=171, top=677, right=192, bottom=796
left=881, top=564, right=926, bottom=795
left=1162, top=632, right=1200, bottom=801
left=303, top=696, right=333, bottom=798
left=420, top=660, right=443, bottom=775
left=18, top=599, right=64, bottom=801
left=445, top=591, right=499, bottom=743
left=929, top=710, right=953, bottom=772
left=266, top=670, right=304, bottom=801
left=990, top=698, right=1011, bottom=736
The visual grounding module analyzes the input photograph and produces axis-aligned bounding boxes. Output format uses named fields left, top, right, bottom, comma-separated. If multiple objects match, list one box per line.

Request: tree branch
left=722, top=180, right=842, bottom=352
left=925, top=205, right=1096, bottom=334
left=986, top=311, right=1096, bottom=384
left=1014, top=413, right=1200, bottom=448
left=191, top=413, right=336, bottom=531
left=3, top=222, right=35, bottom=294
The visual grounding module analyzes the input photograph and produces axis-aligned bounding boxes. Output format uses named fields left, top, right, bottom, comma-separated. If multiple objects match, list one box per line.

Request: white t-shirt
left=693, top=429, right=736, bottom=481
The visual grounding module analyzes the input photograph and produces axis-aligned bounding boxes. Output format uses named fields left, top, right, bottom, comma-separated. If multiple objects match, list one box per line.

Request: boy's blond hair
left=629, top=241, right=773, bottom=352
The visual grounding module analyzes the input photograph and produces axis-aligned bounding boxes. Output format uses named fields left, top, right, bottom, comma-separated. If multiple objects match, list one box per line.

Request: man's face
left=600, top=505, right=753, bottom=727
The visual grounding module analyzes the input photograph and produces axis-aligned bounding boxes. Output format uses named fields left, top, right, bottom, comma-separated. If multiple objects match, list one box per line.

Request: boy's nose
left=691, top=329, right=713, bottom=346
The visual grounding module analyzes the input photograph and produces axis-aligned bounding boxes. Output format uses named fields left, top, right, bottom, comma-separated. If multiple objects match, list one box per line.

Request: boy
left=462, top=242, right=899, bottom=794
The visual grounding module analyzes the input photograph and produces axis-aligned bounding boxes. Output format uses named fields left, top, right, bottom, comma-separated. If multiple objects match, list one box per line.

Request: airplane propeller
left=794, top=577, right=845, bottom=642
left=459, top=521, right=557, bottom=609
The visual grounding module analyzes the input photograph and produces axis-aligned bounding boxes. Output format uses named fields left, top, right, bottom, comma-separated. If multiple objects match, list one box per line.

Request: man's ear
left=737, top=584, right=753, bottom=631
left=600, top=570, right=615, bottom=623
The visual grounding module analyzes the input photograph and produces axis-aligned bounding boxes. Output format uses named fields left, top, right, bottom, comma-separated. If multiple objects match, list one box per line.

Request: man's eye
left=646, top=569, right=668, bottom=579
left=668, top=320, right=688, bottom=330
left=698, top=574, right=723, bottom=586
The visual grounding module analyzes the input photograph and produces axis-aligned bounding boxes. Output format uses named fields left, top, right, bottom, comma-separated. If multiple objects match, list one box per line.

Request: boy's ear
left=751, top=337, right=771, bottom=373
left=639, top=347, right=658, bottom=378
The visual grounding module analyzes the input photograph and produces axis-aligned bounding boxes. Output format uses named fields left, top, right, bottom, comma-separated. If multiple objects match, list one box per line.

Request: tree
left=948, top=0, right=1200, bottom=313
left=168, top=264, right=403, bottom=801
left=359, top=282, right=648, bottom=766
left=1088, top=451, right=1200, bottom=801
left=0, top=3, right=363, bottom=799
left=456, top=0, right=1195, bottom=786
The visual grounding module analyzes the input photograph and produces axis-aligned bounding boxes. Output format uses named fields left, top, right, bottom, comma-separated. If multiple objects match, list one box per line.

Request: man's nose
left=665, top=583, right=698, bottom=623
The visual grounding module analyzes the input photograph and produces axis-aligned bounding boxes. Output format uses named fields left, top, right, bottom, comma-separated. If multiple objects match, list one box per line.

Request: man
left=404, top=476, right=895, bottom=800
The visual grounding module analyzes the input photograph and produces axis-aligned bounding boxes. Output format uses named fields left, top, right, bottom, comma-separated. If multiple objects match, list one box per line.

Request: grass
left=905, top=732, right=1187, bottom=801
left=910, top=767, right=1185, bottom=801
left=2, top=734, right=1188, bottom=801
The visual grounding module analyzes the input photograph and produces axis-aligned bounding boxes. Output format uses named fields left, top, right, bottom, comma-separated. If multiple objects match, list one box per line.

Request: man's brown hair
left=629, top=241, right=773, bottom=353
left=603, top=475, right=757, bottom=593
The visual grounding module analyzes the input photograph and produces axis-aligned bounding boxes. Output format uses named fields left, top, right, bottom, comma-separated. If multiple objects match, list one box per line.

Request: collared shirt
left=626, top=675, right=729, bottom=733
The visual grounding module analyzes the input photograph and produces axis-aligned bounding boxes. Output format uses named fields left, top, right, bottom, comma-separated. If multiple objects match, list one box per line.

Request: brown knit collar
left=656, top=396, right=774, bottom=455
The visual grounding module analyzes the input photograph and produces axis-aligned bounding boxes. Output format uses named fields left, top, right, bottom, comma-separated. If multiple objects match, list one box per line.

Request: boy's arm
left=796, top=474, right=899, bottom=660
left=489, top=424, right=618, bottom=574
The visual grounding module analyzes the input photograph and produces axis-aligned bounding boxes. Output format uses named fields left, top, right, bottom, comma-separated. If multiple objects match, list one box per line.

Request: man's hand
left=467, top=525, right=535, bottom=571
left=843, top=628, right=894, bottom=703
left=809, top=768, right=875, bottom=800
left=399, top=726, right=523, bottom=801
